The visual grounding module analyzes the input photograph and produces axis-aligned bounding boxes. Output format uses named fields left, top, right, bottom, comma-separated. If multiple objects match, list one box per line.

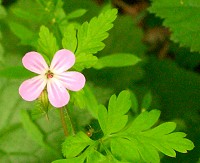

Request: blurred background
left=0, top=0, right=199, bottom=162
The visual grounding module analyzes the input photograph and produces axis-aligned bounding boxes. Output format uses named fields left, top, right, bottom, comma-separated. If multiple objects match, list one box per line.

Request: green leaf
left=98, top=105, right=108, bottom=134
left=93, top=53, right=141, bottom=69
left=131, top=138, right=160, bottom=163
left=66, top=8, right=118, bottom=71
left=130, top=91, right=139, bottom=114
left=62, top=132, right=94, bottom=158
left=149, top=0, right=200, bottom=52
left=38, top=25, right=59, bottom=59
left=8, top=22, right=36, bottom=47
left=144, top=122, right=176, bottom=136
left=118, top=110, right=195, bottom=162
left=31, top=102, right=49, bottom=120
left=66, top=9, right=87, bottom=20
left=107, top=90, right=131, bottom=134
left=0, top=66, right=35, bottom=79
left=161, top=132, right=194, bottom=153
left=111, top=138, right=141, bottom=162
left=0, top=80, right=61, bottom=162
left=144, top=58, right=200, bottom=162
left=62, top=24, right=77, bottom=53
left=71, top=89, right=86, bottom=109
left=20, top=109, right=45, bottom=146
left=31, top=89, right=50, bottom=120
left=141, top=91, right=152, bottom=109
left=76, top=9, right=118, bottom=55
left=126, top=110, right=161, bottom=133
left=108, top=90, right=131, bottom=117
left=98, top=90, right=131, bottom=135
left=74, top=53, right=98, bottom=71
left=87, top=149, right=107, bottom=163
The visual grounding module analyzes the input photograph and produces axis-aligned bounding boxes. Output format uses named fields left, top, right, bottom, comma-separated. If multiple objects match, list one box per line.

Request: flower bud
left=38, top=89, right=49, bottom=114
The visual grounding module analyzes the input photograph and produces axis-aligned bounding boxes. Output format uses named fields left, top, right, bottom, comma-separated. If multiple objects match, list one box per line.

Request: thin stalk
left=64, top=106, right=75, bottom=136
left=59, top=107, right=69, bottom=136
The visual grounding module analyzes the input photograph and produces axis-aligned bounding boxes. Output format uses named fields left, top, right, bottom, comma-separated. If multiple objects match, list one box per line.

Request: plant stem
left=59, top=107, right=69, bottom=137
left=64, top=106, right=75, bottom=136
left=59, top=106, right=75, bottom=137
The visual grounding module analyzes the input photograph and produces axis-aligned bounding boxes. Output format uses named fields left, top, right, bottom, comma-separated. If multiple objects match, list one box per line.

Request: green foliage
left=62, top=132, right=94, bottom=158
left=98, top=90, right=131, bottom=135
left=66, top=8, right=118, bottom=71
left=130, top=91, right=139, bottom=114
left=33, top=89, right=50, bottom=119
left=8, top=22, right=37, bottom=47
left=122, top=110, right=194, bottom=162
left=71, top=84, right=99, bottom=118
left=93, top=53, right=141, bottom=69
left=62, top=24, right=77, bottom=53
left=59, top=132, right=104, bottom=163
left=20, top=109, right=45, bottom=146
left=149, top=0, right=200, bottom=52
left=62, top=9, right=118, bottom=71
left=75, top=9, right=118, bottom=55
left=111, top=138, right=141, bottom=162
left=31, top=101, right=49, bottom=120
left=12, top=8, right=40, bottom=22
left=55, top=91, right=194, bottom=163
left=0, top=80, right=62, bottom=162
left=66, top=9, right=87, bottom=20
left=73, top=53, right=98, bottom=71
left=144, top=58, right=200, bottom=162
left=104, top=93, right=193, bottom=162
left=86, top=149, right=107, bottom=163
left=96, top=15, right=146, bottom=87
left=83, top=85, right=99, bottom=118
left=0, top=0, right=198, bottom=162
left=38, top=25, right=59, bottom=59
left=0, top=66, right=34, bottom=79
left=145, top=58, right=200, bottom=122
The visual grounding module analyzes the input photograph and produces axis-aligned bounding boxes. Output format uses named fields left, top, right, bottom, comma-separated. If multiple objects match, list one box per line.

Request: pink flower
left=19, top=49, right=86, bottom=108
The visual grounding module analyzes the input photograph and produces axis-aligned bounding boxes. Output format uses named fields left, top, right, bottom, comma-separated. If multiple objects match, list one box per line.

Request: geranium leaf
left=38, top=25, right=59, bottom=59
left=76, top=9, right=118, bottom=55
left=149, top=0, right=200, bottom=52
left=93, top=53, right=141, bottom=69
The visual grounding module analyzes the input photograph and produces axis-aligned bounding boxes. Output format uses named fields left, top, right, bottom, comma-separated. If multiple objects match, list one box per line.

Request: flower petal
left=55, top=72, right=86, bottom=91
left=50, top=49, right=75, bottom=73
left=47, top=78, right=70, bottom=108
left=19, top=75, right=46, bottom=101
left=22, top=52, right=48, bottom=74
